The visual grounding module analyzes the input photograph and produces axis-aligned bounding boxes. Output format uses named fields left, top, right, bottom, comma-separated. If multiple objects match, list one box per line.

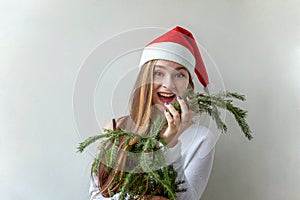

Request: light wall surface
left=1, top=1, right=300, bottom=200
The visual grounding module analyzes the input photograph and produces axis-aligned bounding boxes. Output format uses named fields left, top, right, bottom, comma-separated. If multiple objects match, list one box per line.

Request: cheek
left=153, top=83, right=160, bottom=91
left=177, top=81, right=189, bottom=94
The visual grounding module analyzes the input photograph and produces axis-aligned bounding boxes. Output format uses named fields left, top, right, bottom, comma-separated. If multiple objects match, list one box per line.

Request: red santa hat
left=139, top=26, right=209, bottom=90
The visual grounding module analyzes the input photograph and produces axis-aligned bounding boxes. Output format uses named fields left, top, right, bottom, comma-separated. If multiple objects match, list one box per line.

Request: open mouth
left=157, top=92, right=176, bottom=103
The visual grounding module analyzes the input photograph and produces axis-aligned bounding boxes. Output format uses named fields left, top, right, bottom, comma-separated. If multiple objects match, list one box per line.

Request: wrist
left=166, top=137, right=179, bottom=148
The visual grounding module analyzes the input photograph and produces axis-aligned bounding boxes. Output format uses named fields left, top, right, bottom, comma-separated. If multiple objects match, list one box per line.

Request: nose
left=162, top=75, right=175, bottom=89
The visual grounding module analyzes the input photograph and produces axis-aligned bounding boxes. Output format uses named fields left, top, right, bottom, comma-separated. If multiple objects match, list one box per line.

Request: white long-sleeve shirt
left=89, top=123, right=215, bottom=200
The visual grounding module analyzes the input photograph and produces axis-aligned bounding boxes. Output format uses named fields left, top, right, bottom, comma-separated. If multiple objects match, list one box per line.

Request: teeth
left=159, top=93, right=174, bottom=97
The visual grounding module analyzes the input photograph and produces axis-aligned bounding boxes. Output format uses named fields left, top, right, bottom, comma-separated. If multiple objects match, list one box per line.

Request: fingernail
left=177, top=96, right=182, bottom=100
left=165, top=102, right=169, bottom=105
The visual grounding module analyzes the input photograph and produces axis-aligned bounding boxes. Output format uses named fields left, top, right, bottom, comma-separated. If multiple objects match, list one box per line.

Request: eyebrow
left=154, top=65, right=187, bottom=71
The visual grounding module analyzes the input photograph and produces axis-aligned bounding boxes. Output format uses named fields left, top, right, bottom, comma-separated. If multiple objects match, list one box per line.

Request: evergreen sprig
left=78, top=119, right=185, bottom=200
left=77, top=90, right=253, bottom=199
left=173, top=90, right=253, bottom=140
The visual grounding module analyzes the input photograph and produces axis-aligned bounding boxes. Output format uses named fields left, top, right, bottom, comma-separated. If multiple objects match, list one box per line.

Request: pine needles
left=78, top=121, right=185, bottom=199
left=77, top=90, right=253, bottom=199
left=173, top=90, right=253, bottom=140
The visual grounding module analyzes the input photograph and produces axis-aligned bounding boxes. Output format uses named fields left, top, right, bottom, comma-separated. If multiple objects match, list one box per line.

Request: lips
left=157, top=92, right=175, bottom=103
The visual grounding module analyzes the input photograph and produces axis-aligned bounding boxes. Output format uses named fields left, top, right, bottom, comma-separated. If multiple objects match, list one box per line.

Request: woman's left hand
left=160, top=96, right=195, bottom=147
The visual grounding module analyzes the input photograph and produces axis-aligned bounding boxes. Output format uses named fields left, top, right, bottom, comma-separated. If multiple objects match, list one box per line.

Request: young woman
left=89, top=26, right=215, bottom=200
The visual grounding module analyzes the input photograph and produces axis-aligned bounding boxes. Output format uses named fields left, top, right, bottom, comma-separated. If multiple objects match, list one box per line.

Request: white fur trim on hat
left=139, top=42, right=196, bottom=72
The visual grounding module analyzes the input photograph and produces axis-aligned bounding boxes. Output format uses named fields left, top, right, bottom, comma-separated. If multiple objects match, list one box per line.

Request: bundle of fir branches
left=77, top=90, right=253, bottom=200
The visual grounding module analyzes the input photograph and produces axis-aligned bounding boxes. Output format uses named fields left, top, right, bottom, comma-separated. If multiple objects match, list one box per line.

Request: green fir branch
left=173, top=90, right=253, bottom=140
left=77, top=90, right=253, bottom=199
left=77, top=133, right=110, bottom=153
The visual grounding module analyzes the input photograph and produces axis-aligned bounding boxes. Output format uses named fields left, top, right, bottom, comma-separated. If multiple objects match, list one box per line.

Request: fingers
left=164, top=96, right=193, bottom=124
left=164, top=102, right=180, bottom=125
left=177, top=96, right=188, bottom=114
left=164, top=109, right=175, bottom=127
left=177, top=96, right=194, bottom=124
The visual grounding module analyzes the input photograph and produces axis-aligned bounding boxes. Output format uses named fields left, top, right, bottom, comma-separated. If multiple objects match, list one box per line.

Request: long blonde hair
left=128, top=60, right=157, bottom=135
left=97, top=59, right=194, bottom=197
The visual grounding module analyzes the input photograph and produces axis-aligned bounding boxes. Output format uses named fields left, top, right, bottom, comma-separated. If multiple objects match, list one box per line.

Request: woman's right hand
left=160, top=96, right=194, bottom=147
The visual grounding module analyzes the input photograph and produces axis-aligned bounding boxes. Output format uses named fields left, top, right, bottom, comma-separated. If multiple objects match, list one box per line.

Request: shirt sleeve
left=165, top=127, right=215, bottom=200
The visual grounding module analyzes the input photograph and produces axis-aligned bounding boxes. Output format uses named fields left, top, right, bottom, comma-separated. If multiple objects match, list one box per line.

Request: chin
left=153, top=103, right=165, bottom=113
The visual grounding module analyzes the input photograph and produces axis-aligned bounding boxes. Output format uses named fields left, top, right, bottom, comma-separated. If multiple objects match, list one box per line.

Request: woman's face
left=152, top=60, right=190, bottom=111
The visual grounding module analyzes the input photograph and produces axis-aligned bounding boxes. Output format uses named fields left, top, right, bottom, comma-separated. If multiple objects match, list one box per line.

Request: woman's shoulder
left=102, top=115, right=130, bottom=130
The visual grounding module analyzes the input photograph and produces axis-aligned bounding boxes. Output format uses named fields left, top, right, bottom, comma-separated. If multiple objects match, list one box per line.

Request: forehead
left=155, top=60, right=188, bottom=72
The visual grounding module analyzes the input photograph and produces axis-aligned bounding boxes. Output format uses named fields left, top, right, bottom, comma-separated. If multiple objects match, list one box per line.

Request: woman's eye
left=154, top=71, right=163, bottom=77
left=175, top=73, right=185, bottom=78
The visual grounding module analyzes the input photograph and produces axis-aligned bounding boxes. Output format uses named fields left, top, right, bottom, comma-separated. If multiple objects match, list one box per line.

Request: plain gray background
left=1, top=0, right=300, bottom=199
